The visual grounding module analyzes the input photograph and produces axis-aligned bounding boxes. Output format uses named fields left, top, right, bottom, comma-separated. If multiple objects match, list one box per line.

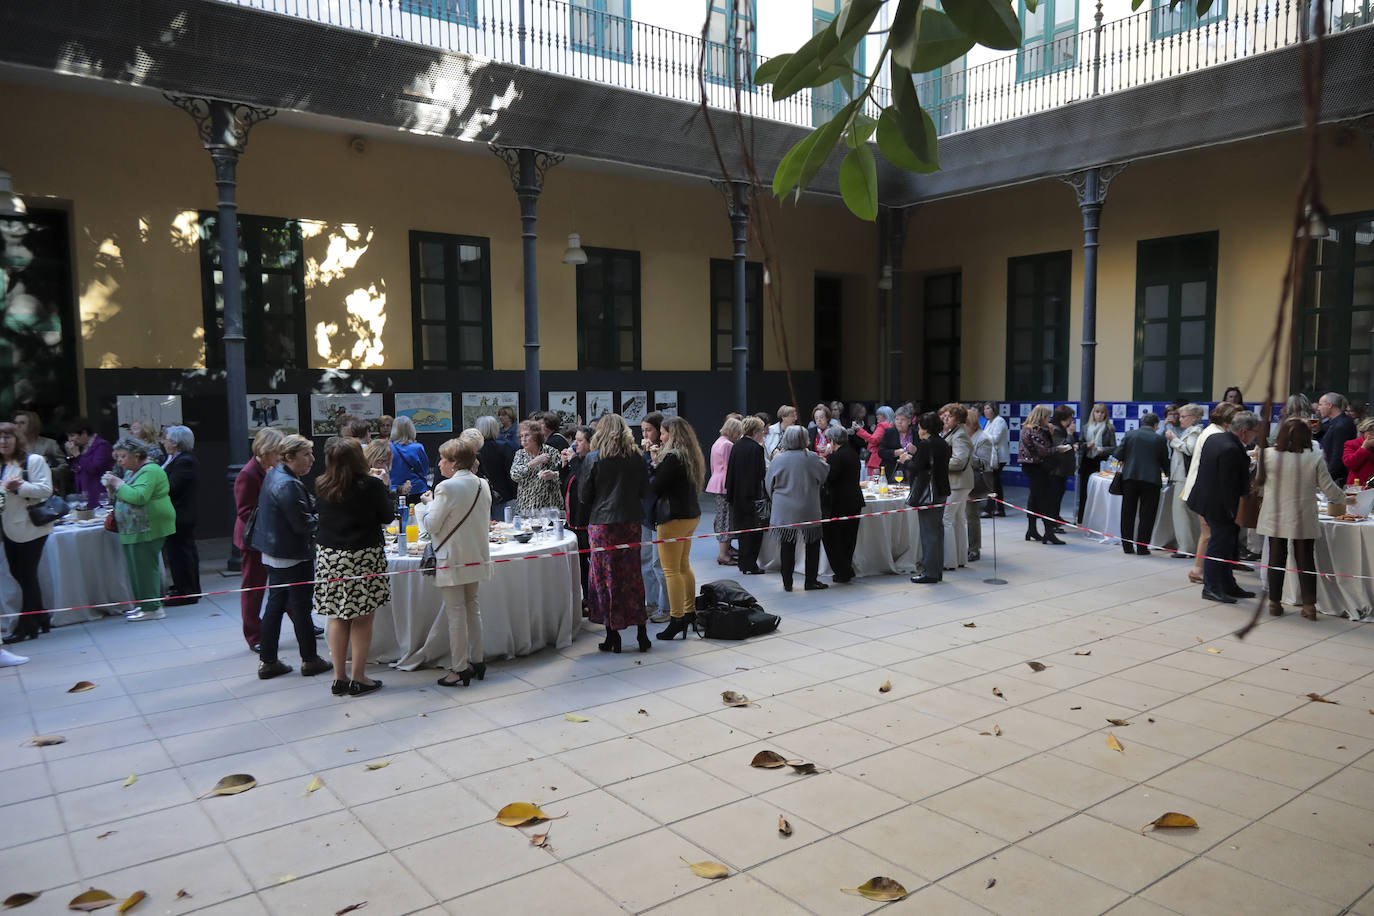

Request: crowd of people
left=1, top=388, right=1369, bottom=673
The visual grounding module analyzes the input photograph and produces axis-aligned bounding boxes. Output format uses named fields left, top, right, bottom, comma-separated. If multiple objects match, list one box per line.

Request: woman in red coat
left=234, top=427, right=284, bottom=652
left=851, top=405, right=893, bottom=478
left=1342, top=418, right=1374, bottom=487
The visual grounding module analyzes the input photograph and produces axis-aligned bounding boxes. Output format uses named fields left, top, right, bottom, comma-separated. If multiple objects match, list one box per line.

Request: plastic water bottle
left=396, top=496, right=409, bottom=552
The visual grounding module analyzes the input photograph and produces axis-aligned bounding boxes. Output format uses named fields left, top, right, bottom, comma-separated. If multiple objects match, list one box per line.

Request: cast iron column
left=1062, top=164, right=1126, bottom=423
left=888, top=208, right=910, bottom=403
left=713, top=180, right=752, bottom=414
left=492, top=145, right=563, bottom=414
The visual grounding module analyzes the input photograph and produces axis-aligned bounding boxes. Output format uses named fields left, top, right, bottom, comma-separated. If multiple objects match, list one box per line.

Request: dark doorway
left=814, top=275, right=843, bottom=398
left=922, top=271, right=962, bottom=406
left=0, top=207, right=79, bottom=427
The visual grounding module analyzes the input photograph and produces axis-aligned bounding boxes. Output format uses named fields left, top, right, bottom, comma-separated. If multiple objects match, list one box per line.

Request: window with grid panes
left=1018, top=0, right=1077, bottom=80
left=198, top=213, right=307, bottom=369
left=705, top=0, right=756, bottom=87
left=570, top=0, right=631, bottom=61
left=410, top=231, right=492, bottom=371
left=811, top=0, right=865, bottom=126
left=399, top=0, right=476, bottom=25
left=709, top=259, right=763, bottom=370
left=577, top=248, right=641, bottom=371
left=1150, top=0, right=1225, bottom=38
left=1133, top=232, right=1217, bottom=401
left=1294, top=211, right=1374, bottom=402
left=923, top=272, right=962, bottom=405
left=1005, top=251, right=1071, bottom=400
left=914, top=1, right=966, bottom=135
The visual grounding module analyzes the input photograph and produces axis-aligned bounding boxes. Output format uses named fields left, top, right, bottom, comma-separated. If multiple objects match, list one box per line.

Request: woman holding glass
left=510, top=419, right=563, bottom=511
left=105, top=437, right=176, bottom=620
left=425, top=436, right=492, bottom=686
left=1077, top=403, right=1116, bottom=525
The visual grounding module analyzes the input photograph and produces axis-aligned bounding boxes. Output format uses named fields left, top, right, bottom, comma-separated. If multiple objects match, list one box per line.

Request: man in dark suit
left=1315, top=391, right=1357, bottom=485
left=1186, top=411, right=1261, bottom=603
left=1113, top=413, right=1170, bottom=555
left=160, top=425, right=201, bottom=606
left=909, top=412, right=952, bottom=584
left=821, top=427, right=864, bottom=583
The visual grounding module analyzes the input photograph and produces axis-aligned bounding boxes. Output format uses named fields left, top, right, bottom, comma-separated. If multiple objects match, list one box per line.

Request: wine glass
left=894, top=469, right=904, bottom=486
left=98, top=491, right=112, bottom=512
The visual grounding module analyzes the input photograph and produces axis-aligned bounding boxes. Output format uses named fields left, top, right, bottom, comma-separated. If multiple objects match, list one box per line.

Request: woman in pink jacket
left=706, top=415, right=742, bottom=565
left=852, top=405, right=894, bottom=477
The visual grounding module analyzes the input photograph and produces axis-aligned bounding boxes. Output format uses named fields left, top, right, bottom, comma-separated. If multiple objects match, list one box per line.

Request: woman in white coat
left=423, top=436, right=493, bottom=687
left=940, top=404, right=974, bottom=571
left=1, top=421, right=55, bottom=650
left=1166, top=403, right=1205, bottom=559
left=1256, top=418, right=1347, bottom=620
left=979, top=403, right=1010, bottom=517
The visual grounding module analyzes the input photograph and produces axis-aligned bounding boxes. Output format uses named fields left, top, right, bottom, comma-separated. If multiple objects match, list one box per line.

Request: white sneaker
left=0, top=647, right=29, bottom=667
left=132, top=608, right=166, bottom=621
left=124, top=609, right=144, bottom=621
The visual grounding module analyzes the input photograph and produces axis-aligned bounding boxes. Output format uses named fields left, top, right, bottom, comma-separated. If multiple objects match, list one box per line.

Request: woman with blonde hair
left=652, top=416, right=704, bottom=640
left=126, top=419, right=165, bottom=465
left=424, top=436, right=492, bottom=686
left=313, top=437, right=395, bottom=696
left=388, top=415, right=430, bottom=500
left=1077, top=402, right=1116, bottom=524
left=579, top=414, right=649, bottom=652
left=706, top=415, right=743, bottom=566
left=362, top=438, right=392, bottom=486
left=1018, top=404, right=1063, bottom=544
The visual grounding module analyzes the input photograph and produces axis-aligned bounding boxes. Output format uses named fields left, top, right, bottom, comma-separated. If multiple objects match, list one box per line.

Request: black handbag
left=420, top=486, right=482, bottom=577
left=1108, top=472, right=1124, bottom=496
left=751, top=494, right=771, bottom=526
left=20, top=467, right=69, bottom=526
left=693, top=579, right=780, bottom=640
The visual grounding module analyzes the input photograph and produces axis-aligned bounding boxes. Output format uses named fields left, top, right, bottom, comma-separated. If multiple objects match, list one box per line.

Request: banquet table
left=0, top=519, right=137, bottom=633
left=1080, top=472, right=1177, bottom=550
left=759, top=491, right=920, bottom=578
left=1266, top=515, right=1374, bottom=620
left=369, top=530, right=583, bottom=670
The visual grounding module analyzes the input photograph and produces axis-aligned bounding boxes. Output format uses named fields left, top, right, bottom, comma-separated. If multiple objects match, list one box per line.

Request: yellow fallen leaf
left=305, top=776, right=324, bottom=795
left=494, top=802, right=566, bottom=827
left=122, top=774, right=136, bottom=788
left=364, top=761, right=390, bottom=770
left=841, top=877, right=908, bottom=901
left=196, top=774, right=256, bottom=799
left=4, top=892, right=39, bottom=909
left=1106, top=733, right=1124, bottom=753
left=878, top=679, right=892, bottom=694
left=564, top=713, right=590, bottom=723
left=67, top=889, right=117, bottom=911
left=67, top=681, right=97, bottom=694
left=681, top=858, right=728, bottom=879
left=1073, top=650, right=1092, bottom=656
left=1206, top=648, right=1222, bottom=654
left=1141, top=812, right=1198, bottom=834
left=116, top=891, right=146, bottom=914
left=276, top=876, right=296, bottom=885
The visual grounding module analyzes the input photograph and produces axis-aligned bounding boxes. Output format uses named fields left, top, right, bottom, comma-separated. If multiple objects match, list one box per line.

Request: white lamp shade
left=562, top=232, right=588, bottom=265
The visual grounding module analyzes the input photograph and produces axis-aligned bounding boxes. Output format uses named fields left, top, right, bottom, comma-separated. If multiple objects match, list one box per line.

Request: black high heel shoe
left=657, top=613, right=694, bottom=640
left=437, top=668, right=474, bottom=687
left=1025, top=531, right=1043, bottom=542
left=598, top=628, right=622, bottom=653
left=472, top=662, right=487, bottom=681
left=636, top=624, right=651, bottom=653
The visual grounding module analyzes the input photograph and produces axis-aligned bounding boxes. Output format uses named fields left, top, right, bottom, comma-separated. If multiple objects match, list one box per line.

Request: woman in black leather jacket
left=249, top=434, right=331, bottom=681
left=578, top=414, right=650, bottom=653
left=725, top=416, right=767, bottom=575
left=651, top=417, right=704, bottom=640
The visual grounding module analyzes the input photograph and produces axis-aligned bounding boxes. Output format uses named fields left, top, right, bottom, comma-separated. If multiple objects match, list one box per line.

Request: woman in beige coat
left=1256, top=418, right=1346, bottom=620
left=423, top=436, right=493, bottom=686
left=940, top=404, right=974, bottom=570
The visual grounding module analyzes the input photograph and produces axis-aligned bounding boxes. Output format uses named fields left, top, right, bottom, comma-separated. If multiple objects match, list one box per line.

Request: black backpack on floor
left=693, top=579, right=780, bottom=640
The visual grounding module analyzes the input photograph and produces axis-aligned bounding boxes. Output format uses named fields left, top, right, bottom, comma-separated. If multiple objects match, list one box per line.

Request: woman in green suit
left=103, top=437, right=176, bottom=621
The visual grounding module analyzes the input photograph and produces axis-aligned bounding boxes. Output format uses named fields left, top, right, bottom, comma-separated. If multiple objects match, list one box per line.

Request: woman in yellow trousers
left=651, top=417, right=706, bottom=641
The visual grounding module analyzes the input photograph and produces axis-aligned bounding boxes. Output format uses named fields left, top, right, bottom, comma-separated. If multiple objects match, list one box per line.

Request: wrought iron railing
left=219, top=0, right=1371, bottom=137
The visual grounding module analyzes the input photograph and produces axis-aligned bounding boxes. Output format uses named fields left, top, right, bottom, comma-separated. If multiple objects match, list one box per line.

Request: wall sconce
left=0, top=170, right=27, bottom=218
left=876, top=264, right=893, bottom=291
left=562, top=232, right=588, bottom=266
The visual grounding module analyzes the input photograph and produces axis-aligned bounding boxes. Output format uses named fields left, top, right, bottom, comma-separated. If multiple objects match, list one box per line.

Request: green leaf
left=819, top=7, right=882, bottom=71
left=1026, top=0, right=1039, bottom=10
left=771, top=28, right=831, bottom=101
left=774, top=132, right=824, bottom=198
left=876, top=107, right=939, bottom=173
left=1195, top=0, right=1215, bottom=14
left=845, top=113, right=878, bottom=148
left=942, top=0, right=1021, bottom=50
left=772, top=103, right=857, bottom=200
left=803, top=60, right=861, bottom=91
left=889, top=0, right=921, bottom=77
left=753, top=54, right=791, bottom=86
left=837, top=0, right=884, bottom=37
left=839, top=144, right=879, bottom=221
left=898, top=8, right=976, bottom=73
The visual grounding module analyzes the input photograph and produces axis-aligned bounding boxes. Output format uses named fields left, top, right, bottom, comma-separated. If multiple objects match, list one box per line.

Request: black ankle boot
left=656, top=614, right=694, bottom=640
left=636, top=624, right=651, bottom=652
left=598, top=628, right=622, bottom=653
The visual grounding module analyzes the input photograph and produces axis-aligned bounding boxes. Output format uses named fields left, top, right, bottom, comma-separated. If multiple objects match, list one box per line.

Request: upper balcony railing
left=219, top=0, right=1371, bottom=139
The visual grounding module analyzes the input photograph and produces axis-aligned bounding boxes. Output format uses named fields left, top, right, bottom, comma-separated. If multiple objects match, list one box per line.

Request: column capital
left=710, top=179, right=754, bottom=221
left=1061, top=162, right=1128, bottom=208
left=166, top=95, right=275, bottom=152
left=490, top=145, right=563, bottom=192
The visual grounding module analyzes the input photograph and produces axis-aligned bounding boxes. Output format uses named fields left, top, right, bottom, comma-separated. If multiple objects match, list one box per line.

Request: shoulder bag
left=420, top=485, right=483, bottom=577
left=21, top=466, right=69, bottom=526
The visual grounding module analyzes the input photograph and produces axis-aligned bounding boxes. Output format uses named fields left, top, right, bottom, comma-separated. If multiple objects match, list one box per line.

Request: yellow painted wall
left=904, top=128, right=1374, bottom=403
left=0, top=82, right=881, bottom=394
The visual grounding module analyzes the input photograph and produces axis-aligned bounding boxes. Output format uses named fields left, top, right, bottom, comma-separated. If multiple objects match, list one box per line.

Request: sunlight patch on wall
left=170, top=210, right=200, bottom=254
left=345, top=284, right=387, bottom=368
left=305, top=224, right=374, bottom=287
left=99, top=353, right=122, bottom=369
left=315, top=320, right=339, bottom=361
left=80, top=277, right=121, bottom=341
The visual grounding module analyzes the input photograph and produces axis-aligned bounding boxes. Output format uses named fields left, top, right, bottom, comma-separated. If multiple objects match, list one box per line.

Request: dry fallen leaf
left=1206, top=648, right=1222, bottom=654
left=494, top=802, right=566, bottom=827
left=681, top=858, right=729, bottom=879
left=1106, top=718, right=1131, bottom=727
left=174, top=892, right=189, bottom=900
left=637, top=709, right=648, bottom=715
left=992, top=725, right=1002, bottom=737
left=67, top=681, right=97, bottom=694
left=721, top=691, right=752, bottom=707
left=1026, top=661, right=1047, bottom=672
left=530, top=825, right=551, bottom=848
left=1073, top=650, right=1092, bottom=656
left=276, top=876, right=295, bottom=885
left=1141, top=812, right=1198, bottom=834
left=564, top=713, right=590, bottom=723
left=986, top=878, right=997, bottom=889
left=750, top=750, right=788, bottom=769
left=1148, top=717, right=1156, bottom=723
left=122, top=775, right=136, bottom=788
left=95, top=831, right=116, bottom=840
left=979, top=731, right=992, bottom=736
left=24, top=735, right=65, bottom=747
left=1069, top=706, right=1083, bottom=710
left=1305, top=693, right=1338, bottom=704
left=3, top=893, right=38, bottom=909
left=841, top=877, right=908, bottom=902
left=305, top=776, right=324, bottom=795
left=1196, top=636, right=1204, bottom=643
left=1106, top=733, right=1125, bottom=753
left=778, top=815, right=793, bottom=837
left=334, top=904, right=366, bottom=916
left=786, top=760, right=819, bottom=775
left=364, top=761, right=390, bottom=770
left=116, top=891, right=146, bottom=914
left=878, top=679, right=892, bottom=694
left=992, top=688, right=1005, bottom=700
left=196, top=774, right=256, bottom=799
left=963, top=622, right=977, bottom=628
left=67, top=889, right=117, bottom=911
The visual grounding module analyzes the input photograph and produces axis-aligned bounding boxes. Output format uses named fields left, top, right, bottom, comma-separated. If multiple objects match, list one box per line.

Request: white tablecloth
left=759, top=492, right=918, bottom=578
left=0, top=520, right=139, bottom=633
left=1265, top=517, right=1374, bottom=620
left=369, top=531, right=583, bottom=669
left=1080, top=472, right=1177, bottom=550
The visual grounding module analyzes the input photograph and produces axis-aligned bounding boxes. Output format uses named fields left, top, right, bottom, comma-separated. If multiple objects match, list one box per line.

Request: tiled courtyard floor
left=3, top=507, right=1374, bottom=915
